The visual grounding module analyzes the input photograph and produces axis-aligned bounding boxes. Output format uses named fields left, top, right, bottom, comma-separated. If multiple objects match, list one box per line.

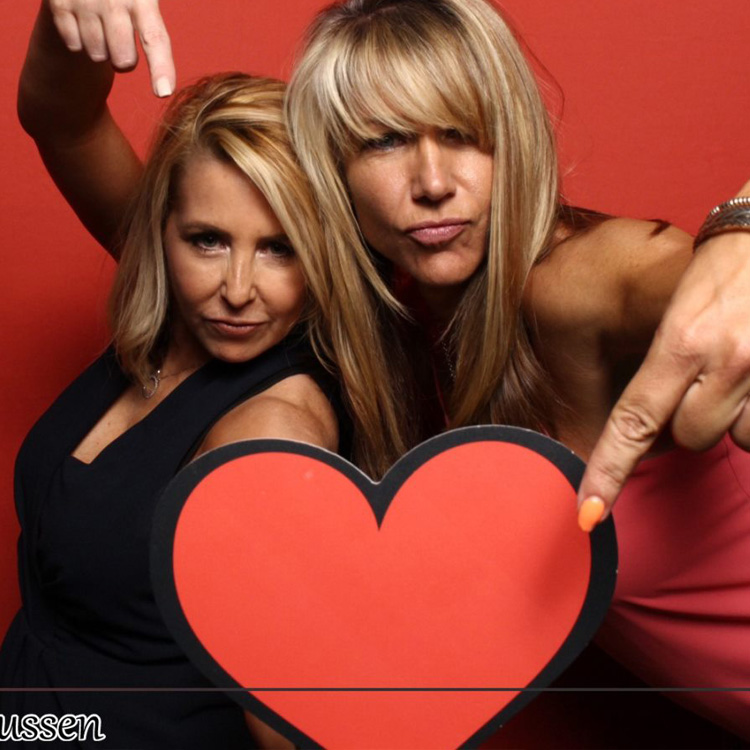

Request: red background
left=1, top=0, right=749, bottom=639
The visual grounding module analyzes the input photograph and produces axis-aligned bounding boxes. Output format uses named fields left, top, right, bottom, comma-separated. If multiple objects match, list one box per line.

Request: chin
left=207, top=344, right=261, bottom=364
left=414, top=257, right=480, bottom=289
left=211, top=335, right=286, bottom=365
left=412, top=250, right=482, bottom=287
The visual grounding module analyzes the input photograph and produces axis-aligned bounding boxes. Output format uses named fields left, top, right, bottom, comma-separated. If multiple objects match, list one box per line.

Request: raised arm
left=577, top=182, right=750, bottom=529
left=18, top=0, right=175, bottom=255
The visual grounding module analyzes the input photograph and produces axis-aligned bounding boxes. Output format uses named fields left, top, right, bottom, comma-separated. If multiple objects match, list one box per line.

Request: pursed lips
left=405, top=219, right=470, bottom=246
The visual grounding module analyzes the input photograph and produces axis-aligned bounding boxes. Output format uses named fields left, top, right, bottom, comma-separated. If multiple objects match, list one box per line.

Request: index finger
left=576, top=336, right=699, bottom=530
left=131, top=0, right=175, bottom=97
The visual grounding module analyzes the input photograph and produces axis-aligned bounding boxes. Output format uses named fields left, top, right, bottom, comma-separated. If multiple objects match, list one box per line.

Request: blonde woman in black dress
left=3, top=19, right=344, bottom=745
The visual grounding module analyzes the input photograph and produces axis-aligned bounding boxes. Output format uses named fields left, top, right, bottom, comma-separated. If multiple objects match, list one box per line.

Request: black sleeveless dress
left=0, top=336, right=348, bottom=748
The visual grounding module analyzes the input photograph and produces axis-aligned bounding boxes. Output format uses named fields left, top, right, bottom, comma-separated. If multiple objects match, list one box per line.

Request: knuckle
left=661, top=321, right=704, bottom=366
left=48, top=0, right=70, bottom=14
left=139, top=23, right=169, bottom=48
left=75, top=0, right=100, bottom=14
left=111, top=50, right=137, bottom=68
left=609, top=404, right=660, bottom=447
left=660, top=308, right=750, bottom=372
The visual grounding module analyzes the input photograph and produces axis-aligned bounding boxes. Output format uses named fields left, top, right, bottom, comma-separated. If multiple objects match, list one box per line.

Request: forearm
left=18, top=1, right=143, bottom=255
left=18, top=2, right=114, bottom=144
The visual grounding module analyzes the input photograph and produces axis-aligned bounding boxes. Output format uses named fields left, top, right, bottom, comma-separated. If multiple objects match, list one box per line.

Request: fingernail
left=578, top=497, right=605, bottom=532
left=155, top=76, right=174, bottom=97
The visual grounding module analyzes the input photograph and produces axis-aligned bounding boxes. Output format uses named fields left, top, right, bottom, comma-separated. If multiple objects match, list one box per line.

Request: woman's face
left=163, top=153, right=306, bottom=364
left=344, top=127, right=493, bottom=298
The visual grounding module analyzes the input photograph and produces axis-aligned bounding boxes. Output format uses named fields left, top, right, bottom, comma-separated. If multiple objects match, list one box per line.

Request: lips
left=207, top=319, right=265, bottom=338
left=405, top=220, right=469, bottom=246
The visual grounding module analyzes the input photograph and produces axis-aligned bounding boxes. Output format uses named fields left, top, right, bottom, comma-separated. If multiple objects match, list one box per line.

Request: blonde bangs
left=314, top=7, right=493, bottom=156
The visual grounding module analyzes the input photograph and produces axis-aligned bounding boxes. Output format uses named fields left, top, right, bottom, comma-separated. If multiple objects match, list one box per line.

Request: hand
left=48, top=0, right=175, bottom=96
left=577, top=180, right=750, bottom=531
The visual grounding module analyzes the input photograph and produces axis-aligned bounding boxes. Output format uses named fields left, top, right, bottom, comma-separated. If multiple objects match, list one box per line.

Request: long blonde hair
left=287, top=0, right=561, bottom=473
left=110, top=73, right=331, bottom=388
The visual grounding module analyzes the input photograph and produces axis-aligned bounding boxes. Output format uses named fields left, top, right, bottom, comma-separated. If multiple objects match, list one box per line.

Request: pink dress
left=598, top=436, right=750, bottom=740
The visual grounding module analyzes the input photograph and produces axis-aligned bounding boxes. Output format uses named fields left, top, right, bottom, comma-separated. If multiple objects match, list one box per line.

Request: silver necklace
left=141, top=370, right=162, bottom=399
left=440, top=340, right=456, bottom=382
left=141, top=364, right=200, bottom=399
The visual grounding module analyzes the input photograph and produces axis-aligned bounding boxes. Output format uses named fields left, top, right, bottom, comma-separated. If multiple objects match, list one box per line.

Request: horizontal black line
left=2, top=687, right=750, bottom=693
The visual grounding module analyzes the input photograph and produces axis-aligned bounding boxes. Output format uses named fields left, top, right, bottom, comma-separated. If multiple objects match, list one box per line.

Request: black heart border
left=151, top=425, right=617, bottom=748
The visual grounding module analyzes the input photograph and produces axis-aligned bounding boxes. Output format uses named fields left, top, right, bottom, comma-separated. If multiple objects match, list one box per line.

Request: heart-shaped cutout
left=151, top=426, right=616, bottom=749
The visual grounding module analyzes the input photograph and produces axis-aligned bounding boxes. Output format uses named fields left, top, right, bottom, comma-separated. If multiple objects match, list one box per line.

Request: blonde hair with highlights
left=109, top=73, right=331, bottom=388
left=287, top=0, right=561, bottom=472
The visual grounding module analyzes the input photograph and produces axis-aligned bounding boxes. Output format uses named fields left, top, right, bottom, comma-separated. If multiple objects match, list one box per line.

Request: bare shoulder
left=526, top=217, right=692, bottom=337
left=567, top=216, right=691, bottom=267
left=548, top=216, right=691, bottom=276
left=197, top=374, right=339, bottom=456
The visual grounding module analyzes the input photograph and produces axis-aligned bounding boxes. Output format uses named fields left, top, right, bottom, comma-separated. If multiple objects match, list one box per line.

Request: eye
left=188, top=231, right=227, bottom=252
left=262, top=240, right=296, bottom=260
left=362, top=131, right=408, bottom=152
left=443, top=128, right=473, bottom=144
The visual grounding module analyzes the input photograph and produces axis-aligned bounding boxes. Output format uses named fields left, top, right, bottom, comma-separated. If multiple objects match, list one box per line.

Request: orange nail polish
left=578, top=497, right=605, bottom=532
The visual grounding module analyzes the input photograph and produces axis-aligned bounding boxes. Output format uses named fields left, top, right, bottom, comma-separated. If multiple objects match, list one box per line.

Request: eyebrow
left=175, top=220, right=226, bottom=233
left=264, top=233, right=292, bottom=244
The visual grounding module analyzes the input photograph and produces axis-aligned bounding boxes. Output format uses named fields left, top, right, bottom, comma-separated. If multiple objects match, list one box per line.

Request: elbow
left=16, top=74, right=43, bottom=140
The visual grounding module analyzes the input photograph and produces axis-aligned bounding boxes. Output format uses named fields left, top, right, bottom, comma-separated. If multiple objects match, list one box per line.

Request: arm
left=195, top=374, right=339, bottom=456
left=194, top=373, right=338, bottom=749
left=578, top=182, right=750, bottom=528
left=18, top=0, right=175, bottom=254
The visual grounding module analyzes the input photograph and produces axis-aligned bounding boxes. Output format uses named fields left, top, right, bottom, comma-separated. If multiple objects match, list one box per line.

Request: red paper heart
left=152, top=427, right=616, bottom=749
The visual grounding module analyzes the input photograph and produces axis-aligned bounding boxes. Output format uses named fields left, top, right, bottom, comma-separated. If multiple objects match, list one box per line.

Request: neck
left=413, top=280, right=464, bottom=328
left=160, top=321, right=210, bottom=377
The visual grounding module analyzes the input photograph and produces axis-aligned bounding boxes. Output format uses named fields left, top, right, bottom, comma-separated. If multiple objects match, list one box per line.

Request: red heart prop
left=152, top=427, right=616, bottom=749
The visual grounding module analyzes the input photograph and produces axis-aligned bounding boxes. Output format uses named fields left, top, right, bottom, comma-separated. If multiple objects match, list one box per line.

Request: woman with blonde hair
left=284, top=0, right=750, bottom=738
left=2, top=11, right=346, bottom=744
left=281, top=0, right=750, bottom=737
left=17, top=0, right=750, bottom=743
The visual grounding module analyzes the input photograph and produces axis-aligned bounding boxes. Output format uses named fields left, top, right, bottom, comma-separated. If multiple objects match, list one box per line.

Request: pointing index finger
left=577, top=334, right=700, bottom=528
left=131, top=0, right=175, bottom=97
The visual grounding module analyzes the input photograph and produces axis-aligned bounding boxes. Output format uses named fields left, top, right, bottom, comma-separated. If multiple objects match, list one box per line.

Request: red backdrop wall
left=1, top=0, right=749, bottom=639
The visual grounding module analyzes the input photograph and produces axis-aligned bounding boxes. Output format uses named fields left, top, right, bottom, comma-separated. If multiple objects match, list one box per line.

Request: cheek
left=269, top=267, right=307, bottom=319
left=167, top=253, right=214, bottom=309
left=350, top=190, right=401, bottom=257
left=473, top=157, right=494, bottom=210
left=346, top=165, right=398, bottom=239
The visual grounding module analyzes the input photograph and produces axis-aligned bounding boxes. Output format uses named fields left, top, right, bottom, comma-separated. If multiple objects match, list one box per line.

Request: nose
left=221, top=252, right=257, bottom=309
left=411, top=134, right=456, bottom=203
